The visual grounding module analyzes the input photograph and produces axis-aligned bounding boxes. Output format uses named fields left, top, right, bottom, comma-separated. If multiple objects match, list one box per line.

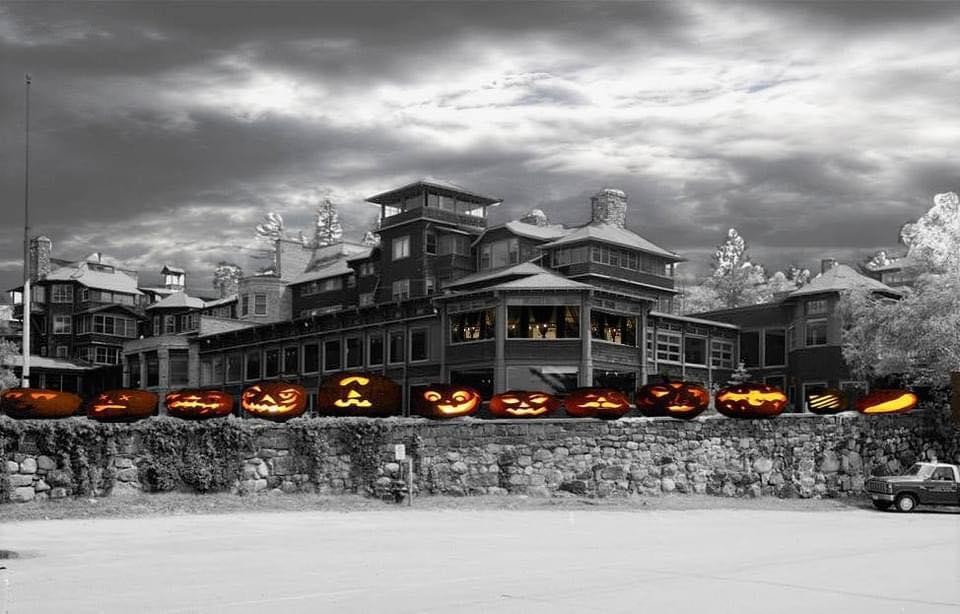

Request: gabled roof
left=45, top=261, right=142, bottom=295
left=145, top=291, right=205, bottom=310
left=289, top=258, right=353, bottom=285
left=787, top=264, right=900, bottom=298
left=473, top=220, right=569, bottom=246
left=443, top=262, right=545, bottom=289
left=161, top=264, right=185, bottom=275
left=366, top=178, right=501, bottom=206
left=202, top=294, right=238, bottom=309
left=539, top=223, right=682, bottom=260
left=488, top=270, right=593, bottom=291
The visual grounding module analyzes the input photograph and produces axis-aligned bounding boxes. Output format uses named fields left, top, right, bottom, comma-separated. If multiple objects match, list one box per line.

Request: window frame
left=409, top=327, right=429, bottom=362
left=392, top=235, right=411, bottom=261
left=805, top=318, right=828, bottom=347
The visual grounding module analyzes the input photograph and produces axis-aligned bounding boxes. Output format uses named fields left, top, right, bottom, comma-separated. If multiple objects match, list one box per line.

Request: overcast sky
left=1, top=1, right=958, bottom=293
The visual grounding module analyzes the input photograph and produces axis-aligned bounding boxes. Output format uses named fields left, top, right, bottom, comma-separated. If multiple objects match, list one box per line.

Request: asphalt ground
left=1, top=504, right=958, bottom=613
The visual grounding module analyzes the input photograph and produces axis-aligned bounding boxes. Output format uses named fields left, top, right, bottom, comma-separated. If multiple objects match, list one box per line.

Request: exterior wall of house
left=238, top=276, right=288, bottom=324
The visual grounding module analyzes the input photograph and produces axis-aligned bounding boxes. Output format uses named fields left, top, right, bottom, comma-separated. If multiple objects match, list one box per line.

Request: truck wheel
left=872, top=500, right=892, bottom=511
left=895, top=494, right=917, bottom=512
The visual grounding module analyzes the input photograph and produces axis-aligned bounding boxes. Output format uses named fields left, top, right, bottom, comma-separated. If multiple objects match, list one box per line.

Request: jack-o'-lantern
left=414, top=384, right=481, bottom=419
left=165, top=389, right=234, bottom=420
left=0, top=388, right=83, bottom=419
left=564, top=388, right=631, bottom=419
left=715, top=383, right=788, bottom=419
left=489, top=390, right=559, bottom=418
left=88, top=389, right=158, bottom=422
left=635, top=381, right=709, bottom=419
left=805, top=388, right=848, bottom=415
left=241, top=383, right=306, bottom=421
left=855, top=389, right=917, bottom=415
left=316, top=373, right=401, bottom=417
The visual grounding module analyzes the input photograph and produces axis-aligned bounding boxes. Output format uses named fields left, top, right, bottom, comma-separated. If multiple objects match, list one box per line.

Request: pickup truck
left=865, top=462, right=960, bottom=512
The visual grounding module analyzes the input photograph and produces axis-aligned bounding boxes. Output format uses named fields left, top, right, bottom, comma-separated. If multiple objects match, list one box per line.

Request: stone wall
left=2, top=409, right=957, bottom=503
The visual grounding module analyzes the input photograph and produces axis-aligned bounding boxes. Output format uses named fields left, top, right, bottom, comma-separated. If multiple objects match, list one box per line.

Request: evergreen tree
left=312, top=199, right=344, bottom=248
left=727, top=362, right=751, bottom=386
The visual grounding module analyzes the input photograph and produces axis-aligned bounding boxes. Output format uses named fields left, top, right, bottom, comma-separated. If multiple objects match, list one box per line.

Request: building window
left=145, top=352, right=159, bottom=386
left=346, top=274, right=356, bottom=289
left=55, top=345, right=68, bottom=358
left=787, top=323, right=797, bottom=350
left=79, top=287, right=89, bottom=302
left=424, top=276, right=436, bottom=295
left=324, top=339, right=342, bottom=372
left=212, top=355, right=224, bottom=384
left=245, top=350, right=261, bottom=380
left=506, top=306, right=580, bottom=339
left=764, top=329, right=786, bottom=366
left=242, top=294, right=250, bottom=316
left=53, top=315, right=72, bottom=334
left=740, top=331, right=761, bottom=367
left=552, top=246, right=590, bottom=267
left=655, top=332, right=682, bottom=362
left=805, top=319, right=828, bottom=346
left=389, top=331, right=405, bottom=364
left=359, top=262, right=377, bottom=277
left=93, top=314, right=137, bottom=338
left=152, top=316, right=160, bottom=336
left=51, top=284, right=73, bottom=303
left=345, top=336, right=363, bottom=368
left=391, top=279, right=410, bottom=301
left=392, top=235, right=410, bottom=261
left=283, top=346, right=300, bottom=375
left=710, top=339, right=735, bottom=369
left=425, top=230, right=437, bottom=255
left=254, top=294, right=268, bottom=315
left=806, top=299, right=828, bottom=315
left=169, top=350, right=190, bottom=387
left=684, top=336, right=707, bottom=365
left=303, top=342, right=319, bottom=373
left=410, top=328, right=428, bottom=362
left=200, top=358, right=212, bottom=386
left=479, top=238, right=519, bottom=270
left=590, top=311, right=635, bottom=345
left=368, top=333, right=384, bottom=366
left=439, top=234, right=470, bottom=256
left=359, top=292, right=375, bottom=307
left=91, top=346, right=120, bottom=365
left=127, top=355, right=141, bottom=388
left=226, top=354, right=243, bottom=383
left=164, top=315, right=176, bottom=335
left=264, top=348, right=280, bottom=377
left=450, top=309, right=496, bottom=343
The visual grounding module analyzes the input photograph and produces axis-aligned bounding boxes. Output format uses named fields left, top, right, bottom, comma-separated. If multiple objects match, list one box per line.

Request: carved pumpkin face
left=635, top=381, right=709, bottom=419
left=241, top=383, right=306, bottom=421
left=855, top=389, right=917, bottom=415
left=489, top=391, right=559, bottom=418
left=415, top=384, right=481, bottom=419
left=165, top=389, right=234, bottom=420
left=0, top=388, right=83, bottom=419
left=316, top=373, right=401, bottom=417
left=564, top=388, right=631, bottom=419
left=805, top=388, right=848, bottom=415
left=88, top=389, right=158, bottom=422
left=715, top=383, right=788, bottom=419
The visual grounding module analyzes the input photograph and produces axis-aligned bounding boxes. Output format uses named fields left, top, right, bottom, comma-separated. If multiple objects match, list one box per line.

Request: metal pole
left=21, top=74, right=31, bottom=388
left=407, top=456, right=413, bottom=507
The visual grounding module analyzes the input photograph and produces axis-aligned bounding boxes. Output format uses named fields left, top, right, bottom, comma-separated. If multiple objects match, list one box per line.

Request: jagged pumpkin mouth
left=719, top=391, right=787, bottom=406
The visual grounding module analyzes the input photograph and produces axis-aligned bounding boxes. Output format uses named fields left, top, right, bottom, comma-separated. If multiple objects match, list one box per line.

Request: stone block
left=10, top=474, right=35, bottom=487
left=451, top=461, right=468, bottom=474
left=752, top=458, right=774, bottom=474
left=113, top=457, right=134, bottom=470
left=6, top=460, right=19, bottom=473
left=20, top=458, right=37, bottom=474
left=50, top=487, right=68, bottom=499
left=45, top=469, right=72, bottom=488
left=116, top=468, right=139, bottom=482
left=34, top=479, right=50, bottom=493
left=661, top=477, right=676, bottom=492
left=37, top=455, right=56, bottom=471
left=256, top=462, right=270, bottom=479
left=12, top=486, right=35, bottom=502
left=270, top=456, right=297, bottom=476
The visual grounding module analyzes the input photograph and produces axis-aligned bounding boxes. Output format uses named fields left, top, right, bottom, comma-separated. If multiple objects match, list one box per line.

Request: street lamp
left=21, top=73, right=31, bottom=387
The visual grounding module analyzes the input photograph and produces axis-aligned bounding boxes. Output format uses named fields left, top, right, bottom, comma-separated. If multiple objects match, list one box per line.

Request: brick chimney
left=29, top=236, right=52, bottom=281
left=820, top=258, right=837, bottom=274
left=590, top=188, right=627, bottom=227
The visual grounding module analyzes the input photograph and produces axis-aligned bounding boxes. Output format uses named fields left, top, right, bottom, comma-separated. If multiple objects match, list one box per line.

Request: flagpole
left=21, top=74, right=31, bottom=388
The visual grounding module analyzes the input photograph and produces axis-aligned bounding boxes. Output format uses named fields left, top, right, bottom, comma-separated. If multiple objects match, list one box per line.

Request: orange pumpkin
left=165, top=389, right=234, bottom=420
left=715, top=383, right=788, bottom=419
left=415, top=384, right=481, bottom=419
left=489, top=390, right=559, bottom=418
left=316, top=373, right=401, bottom=417
left=805, top=387, right=848, bottom=415
left=636, top=381, right=710, bottom=419
left=0, top=388, right=83, bottom=419
left=855, top=389, right=917, bottom=415
left=564, top=388, right=631, bottom=419
left=88, top=389, right=158, bottom=422
left=241, top=383, right=307, bottom=421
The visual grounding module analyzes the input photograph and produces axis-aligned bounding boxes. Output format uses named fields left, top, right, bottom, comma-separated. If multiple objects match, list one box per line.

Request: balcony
left=381, top=206, right=486, bottom=231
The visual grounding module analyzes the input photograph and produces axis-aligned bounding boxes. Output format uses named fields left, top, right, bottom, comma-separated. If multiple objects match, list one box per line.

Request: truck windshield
left=903, top=464, right=934, bottom=478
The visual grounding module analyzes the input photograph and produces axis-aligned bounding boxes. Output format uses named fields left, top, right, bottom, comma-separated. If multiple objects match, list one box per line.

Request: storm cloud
left=1, top=1, right=957, bottom=290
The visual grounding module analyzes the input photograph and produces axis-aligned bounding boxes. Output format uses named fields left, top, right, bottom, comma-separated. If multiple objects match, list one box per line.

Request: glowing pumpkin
left=635, top=381, right=709, bottom=419
left=489, top=391, right=559, bottom=418
left=0, top=388, right=83, bottom=419
left=241, top=383, right=306, bottom=421
left=414, top=384, right=481, bottom=419
left=715, top=383, right=788, bottom=419
left=805, top=387, right=848, bottom=415
left=88, top=389, right=158, bottom=422
left=564, top=388, right=631, bottom=419
left=316, top=373, right=401, bottom=417
left=165, top=389, right=234, bottom=420
left=855, top=389, right=918, bottom=415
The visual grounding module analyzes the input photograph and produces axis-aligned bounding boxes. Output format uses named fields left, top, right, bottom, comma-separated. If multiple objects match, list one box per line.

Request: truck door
left=923, top=466, right=959, bottom=505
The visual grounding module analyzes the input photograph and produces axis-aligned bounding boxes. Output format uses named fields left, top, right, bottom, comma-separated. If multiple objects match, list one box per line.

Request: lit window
left=506, top=306, right=580, bottom=339
left=450, top=309, right=496, bottom=343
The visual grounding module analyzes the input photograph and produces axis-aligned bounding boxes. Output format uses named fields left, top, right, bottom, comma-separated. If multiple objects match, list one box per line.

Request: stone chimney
left=29, top=236, right=52, bottom=281
left=519, top=209, right=549, bottom=227
left=590, top=188, right=627, bottom=227
left=820, top=258, right=837, bottom=274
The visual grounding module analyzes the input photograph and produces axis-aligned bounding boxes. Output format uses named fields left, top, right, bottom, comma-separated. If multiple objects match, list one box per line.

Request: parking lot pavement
left=2, top=507, right=958, bottom=613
